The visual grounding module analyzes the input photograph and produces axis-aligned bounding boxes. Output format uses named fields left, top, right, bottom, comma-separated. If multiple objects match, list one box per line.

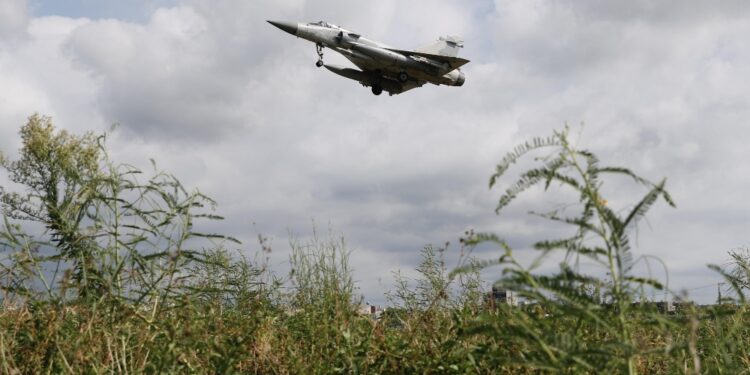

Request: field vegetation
left=1, top=115, right=749, bottom=373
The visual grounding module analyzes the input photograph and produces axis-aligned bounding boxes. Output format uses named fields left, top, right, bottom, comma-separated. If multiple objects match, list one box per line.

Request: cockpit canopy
left=307, top=21, right=337, bottom=28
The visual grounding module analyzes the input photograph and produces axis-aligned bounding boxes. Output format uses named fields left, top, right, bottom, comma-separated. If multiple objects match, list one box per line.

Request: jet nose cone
left=267, top=20, right=298, bottom=35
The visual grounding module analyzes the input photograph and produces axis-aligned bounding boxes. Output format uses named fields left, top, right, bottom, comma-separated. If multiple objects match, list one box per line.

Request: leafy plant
left=464, top=126, right=677, bottom=373
left=0, top=114, right=239, bottom=310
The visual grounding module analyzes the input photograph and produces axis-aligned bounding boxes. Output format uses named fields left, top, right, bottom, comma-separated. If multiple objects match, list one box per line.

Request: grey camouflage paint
left=268, top=20, right=468, bottom=96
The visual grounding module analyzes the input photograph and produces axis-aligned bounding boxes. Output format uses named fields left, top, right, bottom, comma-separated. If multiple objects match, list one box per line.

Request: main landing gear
left=315, top=43, right=324, bottom=67
left=397, top=72, right=409, bottom=83
left=371, top=85, right=383, bottom=96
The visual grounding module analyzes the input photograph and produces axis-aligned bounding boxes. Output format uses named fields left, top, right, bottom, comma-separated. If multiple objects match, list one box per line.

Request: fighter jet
left=267, top=20, right=468, bottom=96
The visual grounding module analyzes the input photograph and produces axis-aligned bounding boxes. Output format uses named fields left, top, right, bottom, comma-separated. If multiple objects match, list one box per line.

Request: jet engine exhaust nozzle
left=455, top=71, right=465, bottom=86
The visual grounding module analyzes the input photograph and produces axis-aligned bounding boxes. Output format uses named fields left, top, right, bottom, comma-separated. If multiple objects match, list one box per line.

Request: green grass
left=1, top=116, right=750, bottom=373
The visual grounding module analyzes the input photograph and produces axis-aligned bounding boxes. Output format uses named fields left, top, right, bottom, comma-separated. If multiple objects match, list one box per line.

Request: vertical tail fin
left=416, top=35, right=464, bottom=57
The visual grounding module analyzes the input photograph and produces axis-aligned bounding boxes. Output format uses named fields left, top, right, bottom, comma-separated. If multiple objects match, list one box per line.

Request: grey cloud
left=571, top=0, right=750, bottom=26
left=487, top=0, right=749, bottom=82
left=63, top=4, right=291, bottom=141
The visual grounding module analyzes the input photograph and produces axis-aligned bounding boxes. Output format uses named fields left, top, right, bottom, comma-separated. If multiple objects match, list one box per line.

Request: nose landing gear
left=315, top=43, right=324, bottom=67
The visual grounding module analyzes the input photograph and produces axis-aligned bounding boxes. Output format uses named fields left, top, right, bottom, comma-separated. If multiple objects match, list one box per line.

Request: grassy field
left=1, top=115, right=749, bottom=374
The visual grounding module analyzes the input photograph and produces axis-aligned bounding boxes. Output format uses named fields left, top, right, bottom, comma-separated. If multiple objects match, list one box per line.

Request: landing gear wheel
left=371, top=85, right=383, bottom=96
left=315, top=43, right=325, bottom=67
left=397, top=72, right=409, bottom=83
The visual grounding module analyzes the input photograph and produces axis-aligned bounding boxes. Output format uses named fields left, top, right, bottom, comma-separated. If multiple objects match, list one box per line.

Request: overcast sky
left=1, top=0, right=749, bottom=303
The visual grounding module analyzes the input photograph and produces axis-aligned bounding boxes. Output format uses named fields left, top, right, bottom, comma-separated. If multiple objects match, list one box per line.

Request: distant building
left=656, top=301, right=675, bottom=314
left=358, top=302, right=384, bottom=318
left=487, top=287, right=518, bottom=307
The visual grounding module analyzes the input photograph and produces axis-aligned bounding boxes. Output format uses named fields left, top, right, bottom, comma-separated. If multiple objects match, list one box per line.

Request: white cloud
left=0, top=14, right=99, bottom=157
left=0, top=0, right=29, bottom=40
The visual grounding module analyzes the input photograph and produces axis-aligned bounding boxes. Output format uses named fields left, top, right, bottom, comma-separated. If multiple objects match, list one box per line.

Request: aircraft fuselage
left=268, top=20, right=467, bottom=95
